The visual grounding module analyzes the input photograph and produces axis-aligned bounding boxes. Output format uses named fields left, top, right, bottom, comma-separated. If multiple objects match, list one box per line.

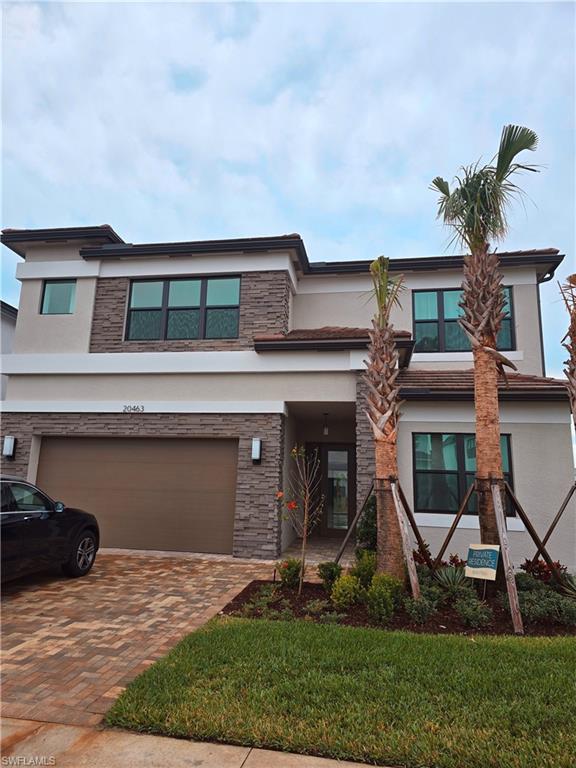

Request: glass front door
left=312, top=444, right=355, bottom=535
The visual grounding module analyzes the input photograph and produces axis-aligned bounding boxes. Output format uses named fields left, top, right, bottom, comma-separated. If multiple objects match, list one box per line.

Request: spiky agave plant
left=431, top=125, right=539, bottom=548
left=364, top=256, right=405, bottom=578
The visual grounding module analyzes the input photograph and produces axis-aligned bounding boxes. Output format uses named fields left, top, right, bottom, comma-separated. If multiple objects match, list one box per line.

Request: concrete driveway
left=1, top=552, right=270, bottom=726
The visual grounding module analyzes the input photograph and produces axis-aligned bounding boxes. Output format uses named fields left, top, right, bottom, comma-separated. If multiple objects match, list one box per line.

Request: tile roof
left=254, top=327, right=411, bottom=342
left=397, top=369, right=568, bottom=400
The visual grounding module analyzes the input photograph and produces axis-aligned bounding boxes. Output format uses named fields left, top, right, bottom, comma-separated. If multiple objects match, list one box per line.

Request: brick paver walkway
left=1, top=553, right=271, bottom=726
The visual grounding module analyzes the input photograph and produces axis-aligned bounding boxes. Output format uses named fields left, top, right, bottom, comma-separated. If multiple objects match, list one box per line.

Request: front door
left=313, top=444, right=356, bottom=536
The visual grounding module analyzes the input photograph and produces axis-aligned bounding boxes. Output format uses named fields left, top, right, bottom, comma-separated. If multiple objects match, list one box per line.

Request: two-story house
left=1, top=225, right=574, bottom=569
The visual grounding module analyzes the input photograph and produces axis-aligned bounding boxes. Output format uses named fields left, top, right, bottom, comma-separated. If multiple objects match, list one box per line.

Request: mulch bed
left=221, top=579, right=576, bottom=637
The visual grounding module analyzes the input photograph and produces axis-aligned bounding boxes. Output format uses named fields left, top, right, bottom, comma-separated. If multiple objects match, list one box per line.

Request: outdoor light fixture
left=251, top=438, right=262, bottom=464
left=2, top=436, right=16, bottom=460
left=323, top=413, right=329, bottom=437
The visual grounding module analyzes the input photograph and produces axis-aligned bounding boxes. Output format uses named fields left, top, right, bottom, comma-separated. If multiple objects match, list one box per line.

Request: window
left=8, top=483, right=52, bottom=512
left=41, top=280, right=76, bottom=314
left=126, top=277, right=241, bottom=341
left=413, top=287, right=513, bottom=352
left=413, top=433, right=513, bottom=516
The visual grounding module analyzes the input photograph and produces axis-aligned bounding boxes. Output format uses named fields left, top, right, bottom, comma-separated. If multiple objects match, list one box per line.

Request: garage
left=36, top=436, right=239, bottom=554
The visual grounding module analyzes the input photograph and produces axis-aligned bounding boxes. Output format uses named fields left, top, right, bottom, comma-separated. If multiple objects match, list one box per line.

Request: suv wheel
left=62, top=530, right=97, bottom=577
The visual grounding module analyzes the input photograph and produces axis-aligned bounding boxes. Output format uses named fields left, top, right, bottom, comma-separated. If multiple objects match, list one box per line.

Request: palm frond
left=368, top=256, right=404, bottom=328
left=495, top=125, right=539, bottom=181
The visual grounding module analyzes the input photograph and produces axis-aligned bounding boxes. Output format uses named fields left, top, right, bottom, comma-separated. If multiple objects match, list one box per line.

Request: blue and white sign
left=465, top=544, right=500, bottom=581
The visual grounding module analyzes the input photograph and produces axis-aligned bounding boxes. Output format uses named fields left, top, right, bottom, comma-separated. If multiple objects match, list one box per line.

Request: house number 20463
left=122, top=405, right=145, bottom=413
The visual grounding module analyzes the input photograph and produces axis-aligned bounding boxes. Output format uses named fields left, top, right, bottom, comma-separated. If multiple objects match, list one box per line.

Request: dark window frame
left=412, top=287, right=515, bottom=353
left=412, top=432, right=514, bottom=517
left=125, top=275, right=241, bottom=341
left=40, top=279, right=77, bottom=315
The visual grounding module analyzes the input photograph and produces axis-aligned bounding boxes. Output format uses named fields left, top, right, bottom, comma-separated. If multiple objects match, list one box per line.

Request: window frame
left=412, top=432, right=514, bottom=517
left=40, top=279, right=77, bottom=315
left=125, top=275, right=241, bottom=342
left=412, top=287, right=515, bottom=353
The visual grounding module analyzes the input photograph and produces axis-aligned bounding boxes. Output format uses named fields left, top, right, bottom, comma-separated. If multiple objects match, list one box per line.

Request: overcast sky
left=2, top=1, right=574, bottom=375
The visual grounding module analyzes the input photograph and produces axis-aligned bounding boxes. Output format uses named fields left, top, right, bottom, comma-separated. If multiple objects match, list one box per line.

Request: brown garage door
left=36, top=437, right=238, bottom=554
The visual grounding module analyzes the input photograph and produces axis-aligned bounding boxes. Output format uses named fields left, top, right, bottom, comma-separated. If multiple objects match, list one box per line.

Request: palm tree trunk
left=473, top=346, right=503, bottom=545
left=374, top=435, right=404, bottom=580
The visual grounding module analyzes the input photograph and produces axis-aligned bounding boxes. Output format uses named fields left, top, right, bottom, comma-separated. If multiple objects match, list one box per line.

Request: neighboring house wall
left=356, top=378, right=576, bottom=568
left=1, top=303, right=17, bottom=400
left=0, top=410, right=284, bottom=560
left=89, top=271, right=291, bottom=353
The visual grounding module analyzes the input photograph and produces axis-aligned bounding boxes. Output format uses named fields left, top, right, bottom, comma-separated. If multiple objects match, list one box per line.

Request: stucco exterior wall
left=13, top=278, right=97, bottom=354
left=294, top=268, right=544, bottom=375
left=0, top=411, right=284, bottom=560
left=356, top=379, right=576, bottom=570
left=5, top=371, right=358, bottom=403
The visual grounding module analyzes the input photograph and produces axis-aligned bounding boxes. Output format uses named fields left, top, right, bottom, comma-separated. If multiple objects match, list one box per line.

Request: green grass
left=106, top=618, right=576, bottom=768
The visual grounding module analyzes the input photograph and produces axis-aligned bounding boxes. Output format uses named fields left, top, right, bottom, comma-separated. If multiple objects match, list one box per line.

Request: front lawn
left=106, top=618, right=576, bottom=768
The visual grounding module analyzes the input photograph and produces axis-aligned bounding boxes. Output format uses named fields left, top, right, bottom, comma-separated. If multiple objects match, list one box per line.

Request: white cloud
left=1, top=1, right=574, bottom=368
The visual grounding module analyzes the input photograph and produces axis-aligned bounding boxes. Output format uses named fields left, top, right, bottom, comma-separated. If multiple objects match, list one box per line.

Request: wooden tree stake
left=391, top=480, right=420, bottom=598
left=491, top=481, right=523, bottom=635
left=433, top=483, right=475, bottom=570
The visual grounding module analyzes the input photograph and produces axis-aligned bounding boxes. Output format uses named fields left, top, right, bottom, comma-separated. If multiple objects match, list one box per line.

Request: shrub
left=420, top=581, right=446, bottom=607
left=277, top=558, right=302, bottom=589
left=365, top=574, right=396, bottom=624
left=448, top=553, right=467, bottom=568
left=510, top=590, right=576, bottom=626
left=356, top=495, right=377, bottom=551
left=454, top=596, right=493, bottom=628
left=304, top=598, right=330, bottom=616
left=413, top=540, right=435, bottom=566
left=520, top=558, right=567, bottom=584
left=317, top=611, right=347, bottom=624
left=317, top=561, right=342, bottom=594
left=515, top=572, right=550, bottom=593
left=331, top=574, right=364, bottom=611
left=350, top=550, right=377, bottom=590
left=404, top=596, right=438, bottom=625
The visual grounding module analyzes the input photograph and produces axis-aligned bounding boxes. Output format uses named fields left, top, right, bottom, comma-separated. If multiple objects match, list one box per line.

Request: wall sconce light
left=323, top=413, right=329, bottom=437
left=251, top=438, right=262, bottom=464
left=2, top=436, right=16, bottom=460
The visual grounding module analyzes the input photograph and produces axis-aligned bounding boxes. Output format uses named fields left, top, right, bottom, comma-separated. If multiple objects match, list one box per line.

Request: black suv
left=1, top=477, right=99, bottom=582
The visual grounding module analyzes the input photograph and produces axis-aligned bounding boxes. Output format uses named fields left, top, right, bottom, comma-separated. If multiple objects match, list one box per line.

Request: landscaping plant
left=356, top=494, right=377, bottom=550
left=276, top=445, right=324, bottom=594
left=520, top=557, right=567, bottom=584
left=276, top=558, right=301, bottom=590
left=350, top=549, right=377, bottom=589
left=364, top=256, right=405, bottom=579
left=365, top=575, right=395, bottom=624
left=432, top=125, right=539, bottom=551
left=404, top=596, right=438, bottom=625
left=454, top=596, right=493, bottom=628
left=317, top=561, right=342, bottom=594
left=331, top=574, right=364, bottom=611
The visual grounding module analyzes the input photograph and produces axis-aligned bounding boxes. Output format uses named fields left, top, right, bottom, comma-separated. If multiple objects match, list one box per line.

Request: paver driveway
left=1, top=553, right=270, bottom=726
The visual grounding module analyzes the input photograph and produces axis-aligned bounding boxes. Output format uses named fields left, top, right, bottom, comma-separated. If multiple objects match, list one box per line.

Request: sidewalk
left=1, top=718, right=382, bottom=768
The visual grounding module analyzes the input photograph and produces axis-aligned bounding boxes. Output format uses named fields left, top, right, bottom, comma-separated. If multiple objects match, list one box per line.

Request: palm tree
left=431, top=125, right=539, bottom=546
left=560, top=275, right=576, bottom=428
left=364, top=256, right=405, bottom=578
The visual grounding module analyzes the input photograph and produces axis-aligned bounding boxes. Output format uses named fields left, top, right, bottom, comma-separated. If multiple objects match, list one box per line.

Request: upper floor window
left=413, top=287, right=514, bottom=353
left=413, top=432, right=513, bottom=516
left=126, top=277, right=241, bottom=341
left=41, top=280, right=76, bottom=315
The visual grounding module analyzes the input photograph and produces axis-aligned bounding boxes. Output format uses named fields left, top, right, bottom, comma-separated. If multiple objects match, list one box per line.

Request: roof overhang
left=401, top=388, right=569, bottom=402
left=254, top=336, right=414, bottom=367
left=1, top=226, right=124, bottom=257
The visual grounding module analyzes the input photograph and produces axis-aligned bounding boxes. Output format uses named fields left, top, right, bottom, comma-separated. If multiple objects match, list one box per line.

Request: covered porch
left=281, top=401, right=357, bottom=558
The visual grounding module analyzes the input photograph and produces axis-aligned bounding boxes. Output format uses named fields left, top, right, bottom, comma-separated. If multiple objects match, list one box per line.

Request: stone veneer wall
left=355, top=375, right=374, bottom=512
left=0, top=412, right=284, bottom=560
left=89, top=271, right=291, bottom=352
